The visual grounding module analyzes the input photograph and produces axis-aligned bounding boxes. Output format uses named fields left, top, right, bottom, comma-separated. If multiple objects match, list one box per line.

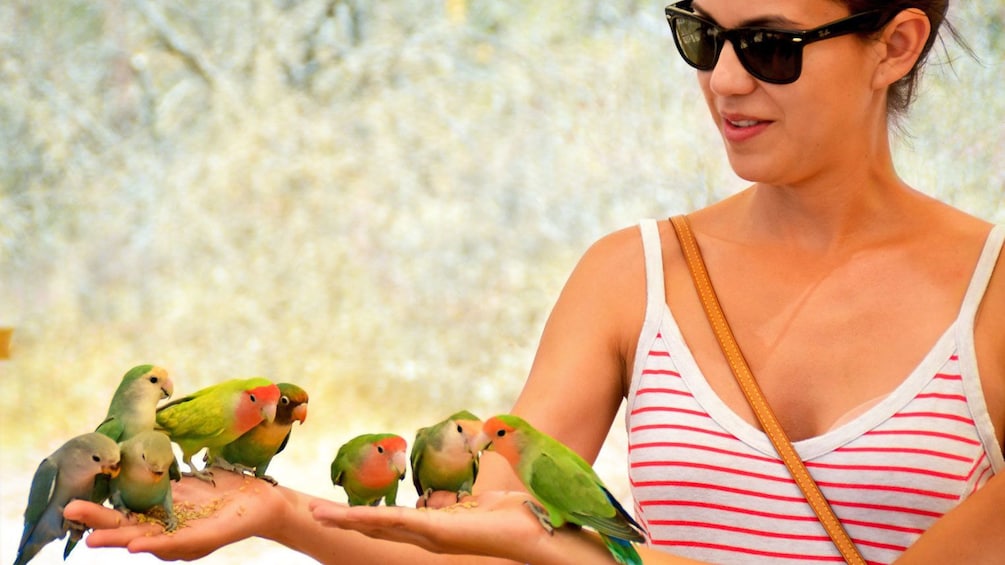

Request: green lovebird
left=15, top=432, right=121, bottom=565
left=95, top=364, right=174, bottom=442
left=110, top=430, right=178, bottom=532
left=331, top=433, right=408, bottom=507
left=477, top=414, right=646, bottom=565
left=156, top=377, right=280, bottom=483
left=410, top=410, right=482, bottom=504
left=209, top=382, right=309, bottom=485
left=91, top=364, right=175, bottom=509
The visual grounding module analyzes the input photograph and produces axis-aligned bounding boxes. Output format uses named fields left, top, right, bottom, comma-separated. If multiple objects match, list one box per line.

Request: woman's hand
left=64, top=470, right=287, bottom=561
left=311, top=490, right=544, bottom=561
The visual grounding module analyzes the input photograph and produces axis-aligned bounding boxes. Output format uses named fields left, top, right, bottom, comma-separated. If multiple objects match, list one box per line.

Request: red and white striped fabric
left=626, top=220, right=1005, bottom=564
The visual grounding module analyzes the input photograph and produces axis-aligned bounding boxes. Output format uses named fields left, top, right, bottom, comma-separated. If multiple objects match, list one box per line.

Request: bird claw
left=183, top=468, right=216, bottom=486
left=523, top=500, right=555, bottom=535
left=208, top=458, right=276, bottom=484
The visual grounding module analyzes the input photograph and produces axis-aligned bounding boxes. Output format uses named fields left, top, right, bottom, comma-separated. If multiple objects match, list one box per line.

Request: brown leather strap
left=669, top=215, right=866, bottom=565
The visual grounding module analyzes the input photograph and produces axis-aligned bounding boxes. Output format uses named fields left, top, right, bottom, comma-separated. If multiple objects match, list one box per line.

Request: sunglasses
left=664, top=0, right=892, bottom=84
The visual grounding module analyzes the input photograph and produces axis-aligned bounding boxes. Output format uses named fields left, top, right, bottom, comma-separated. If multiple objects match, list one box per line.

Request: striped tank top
left=626, top=220, right=1005, bottom=564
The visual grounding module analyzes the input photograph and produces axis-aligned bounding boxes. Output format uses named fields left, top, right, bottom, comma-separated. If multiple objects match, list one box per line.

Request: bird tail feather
left=600, top=533, right=643, bottom=565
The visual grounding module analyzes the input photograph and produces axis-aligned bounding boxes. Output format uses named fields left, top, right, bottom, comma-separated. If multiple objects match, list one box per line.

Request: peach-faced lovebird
left=477, top=414, right=646, bottom=565
left=210, top=382, right=309, bottom=485
left=91, top=364, right=175, bottom=507
left=110, top=431, right=178, bottom=532
left=156, top=377, right=280, bottom=483
left=95, top=364, right=174, bottom=442
left=410, top=410, right=482, bottom=504
left=331, top=433, right=408, bottom=506
left=15, top=432, right=121, bottom=565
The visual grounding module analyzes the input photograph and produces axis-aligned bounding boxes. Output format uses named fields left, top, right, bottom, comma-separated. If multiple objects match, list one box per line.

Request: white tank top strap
left=638, top=218, right=666, bottom=310
left=956, top=224, right=1005, bottom=473
left=957, top=224, right=1005, bottom=323
left=628, top=219, right=669, bottom=424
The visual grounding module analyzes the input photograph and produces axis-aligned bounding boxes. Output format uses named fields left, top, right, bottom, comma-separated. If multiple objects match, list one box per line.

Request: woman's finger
left=63, top=500, right=132, bottom=530
left=85, top=524, right=164, bottom=548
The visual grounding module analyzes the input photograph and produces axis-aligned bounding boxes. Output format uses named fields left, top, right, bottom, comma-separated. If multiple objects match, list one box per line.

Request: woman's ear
left=872, top=8, right=931, bottom=89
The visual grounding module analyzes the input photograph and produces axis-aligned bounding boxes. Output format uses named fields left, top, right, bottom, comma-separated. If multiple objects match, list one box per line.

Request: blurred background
left=1, top=0, right=1002, bottom=563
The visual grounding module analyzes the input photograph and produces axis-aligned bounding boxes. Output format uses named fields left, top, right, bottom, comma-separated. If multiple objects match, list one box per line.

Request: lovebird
left=95, top=364, right=174, bottom=442
left=15, top=432, right=121, bottom=565
left=477, top=414, right=646, bottom=565
left=410, top=410, right=482, bottom=504
left=110, top=430, right=178, bottom=532
left=156, top=377, right=280, bottom=483
left=91, top=364, right=175, bottom=509
left=209, top=382, right=309, bottom=484
left=331, top=433, right=408, bottom=506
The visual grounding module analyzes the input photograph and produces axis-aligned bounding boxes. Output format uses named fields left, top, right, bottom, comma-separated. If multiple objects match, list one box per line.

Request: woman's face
left=692, top=0, right=887, bottom=186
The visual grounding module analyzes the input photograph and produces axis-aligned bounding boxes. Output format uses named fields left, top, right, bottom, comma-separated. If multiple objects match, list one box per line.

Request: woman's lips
left=721, top=115, right=772, bottom=143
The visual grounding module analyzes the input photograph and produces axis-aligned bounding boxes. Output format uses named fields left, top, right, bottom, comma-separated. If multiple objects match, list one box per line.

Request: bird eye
left=281, top=396, right=290, bottom=405
left=496, top=429, right=506, bottom=437
left=376, top=445, right=385, bottom=454
left=456, top=424, right=463, bottom=433
left=250, top=394, right=257, bottom=403
left=92, top=455, right=101, bottom=462
left=142, top=453, right=147, bottom=461
left=149, top=376, right=159, bottom=384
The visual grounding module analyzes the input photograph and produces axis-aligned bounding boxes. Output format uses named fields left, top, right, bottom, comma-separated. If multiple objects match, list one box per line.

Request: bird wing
left=94, top=416, right=124, bottom=442
left=409, top=428, right=429, bottom=495
left=21, top=458, right=59, bottom=544
left=528, top=450, right=643, bottom=541
left=156, top=392, right=229, bottom=440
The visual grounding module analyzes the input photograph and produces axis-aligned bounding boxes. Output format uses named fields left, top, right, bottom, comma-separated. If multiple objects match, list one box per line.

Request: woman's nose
left=707, top=41, right=757, bottom=95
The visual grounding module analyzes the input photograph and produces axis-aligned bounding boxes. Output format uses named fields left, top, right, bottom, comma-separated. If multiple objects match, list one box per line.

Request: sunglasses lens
left=736, top=31, right=801, bottom=83
left=671, top=17, right=718, bottom=70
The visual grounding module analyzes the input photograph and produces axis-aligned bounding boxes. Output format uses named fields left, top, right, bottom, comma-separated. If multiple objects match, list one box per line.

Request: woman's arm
left=507, top=227, right=646, bottom=461
left=312, top=490, right=709, bottom=565
left=894, top=472, right=1005, bottom=564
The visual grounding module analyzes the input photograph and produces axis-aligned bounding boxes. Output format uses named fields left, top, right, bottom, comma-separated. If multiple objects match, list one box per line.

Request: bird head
left=375, top=435, right=409, bottom=480
left=451, top=414, right=484, bottom=456
left=277, top=383, right=309, bottom=425
left=474, top=415, right=521, bottom=460
left=247, top=382, right=281, bottom=424
left=148, top=366, right=174, bottom=400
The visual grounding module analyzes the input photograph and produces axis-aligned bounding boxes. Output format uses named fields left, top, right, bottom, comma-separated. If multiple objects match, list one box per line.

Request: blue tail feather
left=600, top=533, right=643, bottom=565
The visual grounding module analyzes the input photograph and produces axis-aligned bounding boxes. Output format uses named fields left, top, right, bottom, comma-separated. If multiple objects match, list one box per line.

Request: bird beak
left=392, top=451, right=408, bottom=480
left=472, top=431, right=493, bottom=454
left=161, top=379, right=174, bottom=400
left=104, top=462, right=121, bottom=479
left=292, top=403, right=308, bottom=424
left=457, top=419, right=483, bottom=451
left=261, top=402, right=277, bottom=424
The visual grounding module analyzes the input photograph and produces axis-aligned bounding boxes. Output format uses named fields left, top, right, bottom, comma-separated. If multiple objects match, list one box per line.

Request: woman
left=66, top=0, right=1004, bottom=563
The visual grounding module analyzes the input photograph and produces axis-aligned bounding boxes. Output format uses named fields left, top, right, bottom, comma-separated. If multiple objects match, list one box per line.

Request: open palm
left=64, top=470, right=286, bottom=561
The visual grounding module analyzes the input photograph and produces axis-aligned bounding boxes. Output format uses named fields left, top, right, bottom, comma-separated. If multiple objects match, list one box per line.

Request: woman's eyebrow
left=691, top=1, right=802, bottom=28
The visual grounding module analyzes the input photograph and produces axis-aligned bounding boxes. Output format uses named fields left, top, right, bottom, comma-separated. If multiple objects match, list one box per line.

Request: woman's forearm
left=269, top=487, right=517, bottom=564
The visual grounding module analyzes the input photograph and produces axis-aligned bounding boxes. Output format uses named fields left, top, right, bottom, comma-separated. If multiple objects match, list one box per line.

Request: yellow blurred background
left=1, top=1, right=1002, bottom=563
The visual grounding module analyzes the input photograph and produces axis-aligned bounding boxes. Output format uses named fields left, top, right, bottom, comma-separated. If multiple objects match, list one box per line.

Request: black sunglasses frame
left=665, top=0, right=892, bottom=84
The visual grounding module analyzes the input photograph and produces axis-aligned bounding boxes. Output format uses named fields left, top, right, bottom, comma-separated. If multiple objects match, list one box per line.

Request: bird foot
left=210, top=458, right=249, bottom=474
left=523, top=500, right=555, bottom=535
left=183, top=468, right=216, bottom=486
left=163, top=514, right=179, bottom=533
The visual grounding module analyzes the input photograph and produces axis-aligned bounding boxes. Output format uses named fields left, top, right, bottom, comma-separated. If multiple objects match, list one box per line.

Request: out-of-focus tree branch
left=131, top=0, right=219, bottom=88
